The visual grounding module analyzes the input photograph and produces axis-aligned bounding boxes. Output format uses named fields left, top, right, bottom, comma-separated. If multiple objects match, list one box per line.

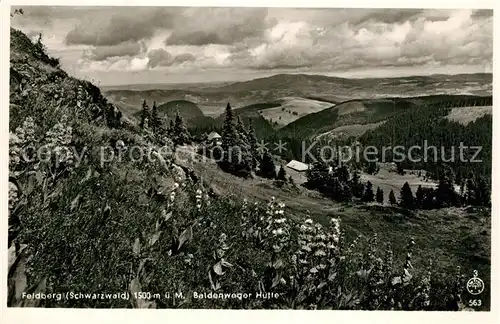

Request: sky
left=10, top=7, right=493, bottom=86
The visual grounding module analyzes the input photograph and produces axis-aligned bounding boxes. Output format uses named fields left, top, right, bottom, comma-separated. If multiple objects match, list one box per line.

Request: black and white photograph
left=5, top=4, right=495, bottom=314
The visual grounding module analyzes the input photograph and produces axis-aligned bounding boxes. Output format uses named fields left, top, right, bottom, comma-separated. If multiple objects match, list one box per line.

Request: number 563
left=469, top=299, right=482, bottom=307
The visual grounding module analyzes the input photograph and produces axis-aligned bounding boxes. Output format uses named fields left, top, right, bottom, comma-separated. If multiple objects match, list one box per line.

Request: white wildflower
left=116, top=140, right=126, bottom=150
left=301, top=245, right=312, bottom=252
left=316, top=234, right=327, bottom=241
left=314, top=250, right=326, bottom=257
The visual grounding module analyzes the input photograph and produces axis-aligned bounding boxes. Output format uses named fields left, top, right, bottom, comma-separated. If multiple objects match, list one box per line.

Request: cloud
left=11, top=6, right=95, bottom=27
left=225, top=9, right=492, bottom=72
left=85, top=41, right=147, bottom=61
left=80, top=56, right=149, bottom=72
left=147, top=49, right=197, bottom=68
left=172, top=53, right=196, bottom=64
left=12, top=7, right=492, bottom=82
left=350, top=9, right=423, bottom=25
left=167, top=31, right=225, bottom=46
left=147, top=48, right=173, bottom=68
left=65, top=7, right=179, bottom=46
left=165, top=8, right=276, bottom=45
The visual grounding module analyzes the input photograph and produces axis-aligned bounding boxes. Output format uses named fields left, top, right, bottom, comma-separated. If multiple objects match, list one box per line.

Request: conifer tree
left=396, top=162, right=405, bottom=175
left=168, top=119, right=175, bottom=134
left=399, top=182, right=415, bottom=210
left=246, top=120, right=258, bottom=168
left=339, top=182, right=354, bottom=202
left=219, top=103, right=252, bottom=177
left=220, top=102, right=237, bottom=167
left=151, top=101, right=159, bottom=130
left=172, top=112, right=190, bottom=146
left=475, top=176, right=491, bottom=207
left=422, top=187, right=436, bottom=209
left=389, top=189, right=397, bottom=205
left=376, top=187, right=384, bottom=204
left=365, top=161, right=380, bottom=175
left=234, top=116, right=254, bottom=173
left=259, top=151, right=277, bottom=179
left=351, top=169, right=364, bottom=198
left=306, top=161, right=328, bottom=190
left=277, top=165, right=287, bottom=181
left=415, top=185, right=424, bottom=209
left=139, top=100, right=149, bottom=129
left=337, top=163, right=350, bottom=183
left=236, top=116, right=248, bottom=145
left=465, top=176, right=477, bottom=205
left=362, top=181, right=375, bottom=202
left=435, top=165, right=458, bottom=207
left=221, top=103, right=238, bottom=151
left=306, top=160, right=354, bottom=202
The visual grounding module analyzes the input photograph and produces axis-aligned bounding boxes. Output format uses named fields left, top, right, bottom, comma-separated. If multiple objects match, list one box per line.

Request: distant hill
left=157, top=100, right=205, bottom=119
left=129, top=99, right=218, bottom=131
left=359, top=95, right=492, bottom=181
left=233, top=102, right=281, bottom=114
left=103, top=72, right=492, bottom=115
left=211, top=103, right=279, bottom=137
left=215, top=73, right=492, bottom=99
left=279, top=95, right=492, bottom=140
left=131, top=99, right=203, bottom=120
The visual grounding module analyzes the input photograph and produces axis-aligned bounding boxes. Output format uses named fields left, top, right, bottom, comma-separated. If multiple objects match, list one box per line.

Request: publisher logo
left=466, top=270, right=484, bottom=295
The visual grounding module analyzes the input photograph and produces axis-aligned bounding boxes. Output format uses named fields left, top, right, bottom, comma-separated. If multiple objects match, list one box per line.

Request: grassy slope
left=316, top=121, right=386, bottom=140
left=8, top=28, right=191, bottom=306
left=444, top=106, right=493, bottom=125
left=259, top=97, right=333, bottom=127
left=176, top=146, right=490, bottom=283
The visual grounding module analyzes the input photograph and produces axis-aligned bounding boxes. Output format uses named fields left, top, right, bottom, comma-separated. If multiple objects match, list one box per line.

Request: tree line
left=305, top=159, right=490, bottom=209
left=139, top=100, right=191, bottom=147
left=199, top=103, right=296, bottom=184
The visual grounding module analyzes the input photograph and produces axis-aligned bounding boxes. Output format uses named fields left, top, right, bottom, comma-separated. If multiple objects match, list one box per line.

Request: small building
left=207, top=131, right=222, bottom=146
left=286, top=160, right=309, bottom=172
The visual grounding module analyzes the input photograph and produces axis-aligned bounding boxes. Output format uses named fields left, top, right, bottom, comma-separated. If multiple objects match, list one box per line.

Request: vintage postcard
left=2, top=2, right=498, bottom=323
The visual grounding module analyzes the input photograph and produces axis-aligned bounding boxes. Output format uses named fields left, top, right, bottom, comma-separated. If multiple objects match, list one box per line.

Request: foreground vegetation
left=8, top=27, right=490, bottom=310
